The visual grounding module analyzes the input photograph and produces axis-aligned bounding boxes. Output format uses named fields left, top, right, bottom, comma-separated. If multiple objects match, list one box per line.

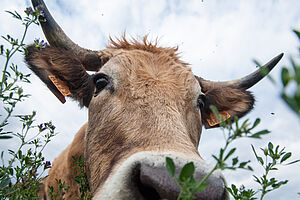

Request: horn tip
left=264, top=52, right=284, bottom=70
left=277, top=52, right=284, bottom=60
left=272, top=53, right=284, bottom=64
left=272, top=52, right=284, bottom=66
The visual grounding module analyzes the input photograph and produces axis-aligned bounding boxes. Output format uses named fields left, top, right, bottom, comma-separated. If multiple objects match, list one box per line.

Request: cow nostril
left=136, top=170, right=161, bottom=200
left=137, top=164, right=179, bottom=200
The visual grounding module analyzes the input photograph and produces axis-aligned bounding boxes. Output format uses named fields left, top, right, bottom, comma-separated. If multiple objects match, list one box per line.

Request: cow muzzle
left=93, top=152, right=228, bottom=200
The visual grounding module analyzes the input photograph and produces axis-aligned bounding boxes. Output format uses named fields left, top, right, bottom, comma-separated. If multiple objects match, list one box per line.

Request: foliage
left=227, top=142, right=299, bottom=200
left=0, top=5, right=46, bottom=140
left=48, top=179, right=70, bottom=200
left=165, top=157, right=208, bottom=200
left=165, top=106, right=299, bottom=200
left=253, top=29, right=300, bottom=117
left=165, top=106, right=267, bottom=199
left=0, top=6, right=55, bottom=199
left=280, top=29, right=300, bottom=116
left=46, top=156, right=92, bottom=200
left=0, top=5, right=94, bottom=200
left=0, top=116, right=55, bottom=199
left=72, top=156, right=92, bottom=200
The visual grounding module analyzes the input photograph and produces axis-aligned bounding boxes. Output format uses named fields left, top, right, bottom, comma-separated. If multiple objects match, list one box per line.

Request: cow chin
left=93, top=152, right=229, bottom=200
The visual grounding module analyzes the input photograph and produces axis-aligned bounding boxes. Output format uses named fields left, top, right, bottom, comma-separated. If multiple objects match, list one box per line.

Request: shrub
left=0, top=6, right=55, bottom=199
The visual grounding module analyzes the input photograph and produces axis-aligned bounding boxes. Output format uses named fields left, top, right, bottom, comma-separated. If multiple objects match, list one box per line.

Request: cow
left=25, top=0, right=283, bottom=199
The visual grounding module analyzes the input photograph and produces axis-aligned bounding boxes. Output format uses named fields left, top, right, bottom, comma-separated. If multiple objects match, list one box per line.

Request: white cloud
left=0, top=0, right=299, bottom=199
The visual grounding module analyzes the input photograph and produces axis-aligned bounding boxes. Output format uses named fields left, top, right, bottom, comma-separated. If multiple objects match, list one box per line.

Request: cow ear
left=25, top=45, right=94, bottom=107
left=200, top=86, right=254, bottom=129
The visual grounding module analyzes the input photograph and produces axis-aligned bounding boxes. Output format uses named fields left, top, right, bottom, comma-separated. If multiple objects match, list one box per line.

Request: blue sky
left=1, top=0, right=300, bottom=199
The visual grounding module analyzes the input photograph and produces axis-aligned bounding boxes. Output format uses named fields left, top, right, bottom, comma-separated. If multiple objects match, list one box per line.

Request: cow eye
left=94, top=74, right=109, bottom=95
left=197, top=94, right=206, bottom=109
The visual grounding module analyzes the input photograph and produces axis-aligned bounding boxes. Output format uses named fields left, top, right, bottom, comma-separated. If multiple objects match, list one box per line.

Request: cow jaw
left=93, top=152, right=228, bottom=200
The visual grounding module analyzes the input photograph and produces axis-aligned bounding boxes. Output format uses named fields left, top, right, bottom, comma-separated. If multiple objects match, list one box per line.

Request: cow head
left=25, top=0, right=283, bottom=199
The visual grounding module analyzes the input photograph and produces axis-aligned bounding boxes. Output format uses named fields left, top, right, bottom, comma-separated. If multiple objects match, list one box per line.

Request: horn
left=31, top=0, right=104, bottom=71
left=197, top=53, right=284, bottom=90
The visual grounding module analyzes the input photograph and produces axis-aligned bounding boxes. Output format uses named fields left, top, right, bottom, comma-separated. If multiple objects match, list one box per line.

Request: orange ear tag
left=207, top=111, right=231, bottom=127
left=48, top=75, right=71, bottom=97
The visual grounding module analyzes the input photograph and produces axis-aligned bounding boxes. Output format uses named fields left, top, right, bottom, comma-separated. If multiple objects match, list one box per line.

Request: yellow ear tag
left=207, top=111, right=231, bottom=127
left=48, top=75, right=71, bottom=96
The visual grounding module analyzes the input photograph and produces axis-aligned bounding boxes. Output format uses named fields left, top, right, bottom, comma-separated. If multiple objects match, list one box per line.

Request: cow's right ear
left=25, top=45, right=94, bottom=107
left=195, top=53, right=283, bottom=128
left=200, top=85, right=254, bottom=129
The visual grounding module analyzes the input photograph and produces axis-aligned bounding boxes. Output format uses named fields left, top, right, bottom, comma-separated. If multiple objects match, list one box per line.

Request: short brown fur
left=26, top=37, right=254, bottom=199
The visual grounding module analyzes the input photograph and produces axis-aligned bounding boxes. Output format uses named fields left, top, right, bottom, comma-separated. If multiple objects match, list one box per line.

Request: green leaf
left=232, top=157, right=238, bottom=166
left=231, top=184, right=238, bottom=194
left=250, top=118, right=260, bottom=130
left=165, top=157, right=175, bottom=177
left=212, top=155, right=218, bottom=162
left=250, top=129, right=270, bottom=138
left=286, top=159, right=300, bottom=165
left=251, top=145, right=264, bottom=166
left=253, top=175, right=262, bottom=185
left=241, top=119, right=249, bottom=129
left=281, top=92, right=300, bottom=115
left=291, top=57, right=300, bottom=84
left=0, top=175, right=11, bottom=189
left=268, top=142, right=274, bottom=151
left=226, top=186, right=234, bottom=196
left=272, top=180, right=288, bottom=189
left=0, top=45, right=3, bottom=55
left=0, top=135, right=13, bottom=139
left=238, top=160, right=250, bottom=169
left=280, top=152, right=292, bottom=163
left=281, top=67, right=290, bottom=87
left=224, top=148, right=236, bottom=161
left=179, top=162, right=195, bottom=181
left=18, top=150, right=22, bottom=159
left=209, top=105, right=221, bottom=121
left=247, top=166, right=253, bottom=171
left=293, top=29, right=300, bottom=41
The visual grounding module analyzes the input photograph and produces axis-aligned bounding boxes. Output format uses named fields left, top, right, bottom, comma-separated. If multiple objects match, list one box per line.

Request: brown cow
left=25, top=0, right=283, bottom=199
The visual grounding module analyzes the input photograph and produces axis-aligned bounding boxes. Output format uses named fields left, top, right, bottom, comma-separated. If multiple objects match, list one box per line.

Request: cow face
left=25, top=0, right=283, bottom=199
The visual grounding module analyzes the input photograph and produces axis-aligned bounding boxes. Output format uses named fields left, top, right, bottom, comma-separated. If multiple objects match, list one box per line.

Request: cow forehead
left=98, top=49, right=202, bottom=103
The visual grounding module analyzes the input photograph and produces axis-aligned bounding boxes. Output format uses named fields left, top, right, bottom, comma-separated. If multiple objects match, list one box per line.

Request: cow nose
left=137, top=164, right=228, bottom=200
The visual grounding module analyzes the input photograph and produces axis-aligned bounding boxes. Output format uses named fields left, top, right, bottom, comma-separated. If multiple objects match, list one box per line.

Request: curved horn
left=197, top=53, right=284, bottom=90
left=31, top=0, right=104, bottom=71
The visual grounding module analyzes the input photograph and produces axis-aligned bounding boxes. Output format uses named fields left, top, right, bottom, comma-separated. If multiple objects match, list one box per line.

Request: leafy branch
left=165, top=106, right=270, bottom=199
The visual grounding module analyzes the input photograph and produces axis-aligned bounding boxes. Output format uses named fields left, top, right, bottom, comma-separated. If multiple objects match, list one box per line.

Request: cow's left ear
left=199, top=83, right=254, bottom=129
left=25, top=45, right=94, bottom=107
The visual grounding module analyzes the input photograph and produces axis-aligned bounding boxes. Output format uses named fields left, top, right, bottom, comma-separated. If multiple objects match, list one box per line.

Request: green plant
left=280, top=29, right=300, bottom=116
left=45, top=156, right=92, bottom=200
left=227, top=142, right=299, bottom=200
left=48, top=179, right=70, bottom=200
left=165, top=106, right=269, bottom=200
left=165, top=157, right=208, bottom=200
left=0, top=6, right=46, bottom=140
left=0, top=5, right=56, bottom=199
left=165, top=106, right=299, bottom=200
left=0, top=115, right=56, bottom=199
left=72, top=156, right=92, bottom=200
left=254, top=29, right=300, bottom=117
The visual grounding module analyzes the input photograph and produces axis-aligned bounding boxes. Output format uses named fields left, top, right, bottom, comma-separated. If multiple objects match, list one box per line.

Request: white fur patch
left=93, top=151, right=224, bottom=200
